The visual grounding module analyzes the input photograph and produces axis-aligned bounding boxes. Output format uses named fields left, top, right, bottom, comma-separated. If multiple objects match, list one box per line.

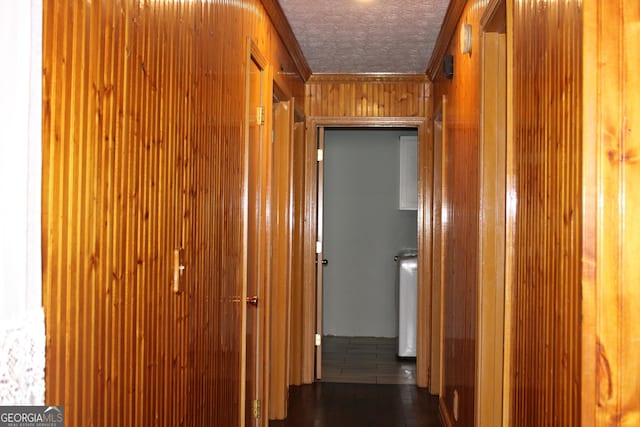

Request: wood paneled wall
left=432, top=0, right=640, bottom=425
left=42, top=1, right=305, bottom=426
left=507, top=0, right=583, bottom=425
left=433, top=0, right=584, bottom=425
left=432, top=2, right=485, bottom=424
left=583, top=0, right=640, bottom=425
left=306, top=74, right=429, bottom=118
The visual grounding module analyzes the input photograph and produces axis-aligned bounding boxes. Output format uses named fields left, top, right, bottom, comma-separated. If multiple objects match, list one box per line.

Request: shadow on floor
left=269, top=382, right=441, bottom=427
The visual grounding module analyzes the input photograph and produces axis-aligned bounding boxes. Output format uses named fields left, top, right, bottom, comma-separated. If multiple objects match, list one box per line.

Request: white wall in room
left=0, top=0, right=45, bottom=405
left=323, top=128, right=418, bottom=337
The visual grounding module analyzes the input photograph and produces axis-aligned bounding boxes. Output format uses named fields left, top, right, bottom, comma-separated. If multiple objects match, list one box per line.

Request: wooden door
left=245, top=39, right=272, bottom=426
left=245, top=53, right=262, bottom=427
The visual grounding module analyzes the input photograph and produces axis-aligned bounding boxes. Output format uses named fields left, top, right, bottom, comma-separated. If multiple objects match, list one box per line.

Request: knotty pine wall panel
left=305, top=74, right=429, bottom=118
left=42, top=1, right=306, bottom=426
left=583, top=0, right=640, bottom=424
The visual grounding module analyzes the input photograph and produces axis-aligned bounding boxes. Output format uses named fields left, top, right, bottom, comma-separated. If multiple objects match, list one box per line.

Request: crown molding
left=308, top=73, right=429, bottom=83
left=426, top=0, right=467, bottom=80
left=261, top=0, right=312, bottom=81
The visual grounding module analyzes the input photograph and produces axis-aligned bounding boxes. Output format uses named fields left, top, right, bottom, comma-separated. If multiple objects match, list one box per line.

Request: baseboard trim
left=439, top=396, right=454, bottom=427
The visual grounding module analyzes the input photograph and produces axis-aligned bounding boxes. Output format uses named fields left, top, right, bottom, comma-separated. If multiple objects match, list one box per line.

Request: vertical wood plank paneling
left=508, top=1, right=583, bottom=425
left=583, top=0, right=640, bottom=425
left=432, top=1, right=638, bottom=426
left=306, top=74, right=428, bottom=118
left=433, top=0, right=584, bottom=425
left=432, top=2, right=485, bottom=424
left=42, top=1, right=306, bottom=426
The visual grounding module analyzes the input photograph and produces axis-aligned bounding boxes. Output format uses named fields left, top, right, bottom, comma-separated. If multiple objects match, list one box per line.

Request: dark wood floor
left=269, top=382, right=441, bottom=427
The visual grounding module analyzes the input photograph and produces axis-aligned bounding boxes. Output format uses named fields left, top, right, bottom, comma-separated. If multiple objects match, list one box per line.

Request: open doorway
left=319, top=128, right=419, bottom=385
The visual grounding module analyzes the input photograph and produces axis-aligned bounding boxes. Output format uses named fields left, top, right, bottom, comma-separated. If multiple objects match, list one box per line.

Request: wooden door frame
left=242, top=38, right=272, bottom=427
left=475, top=1, right=508, bottom=425
left=430, top=96, right=447, bottom=397
left=269, top=91, right=295, bottom=420
left=302, top=116, right=432, bottom=386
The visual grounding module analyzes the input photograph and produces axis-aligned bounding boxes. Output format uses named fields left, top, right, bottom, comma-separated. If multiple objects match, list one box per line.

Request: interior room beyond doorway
left=320, top=128, right=418, bottom=385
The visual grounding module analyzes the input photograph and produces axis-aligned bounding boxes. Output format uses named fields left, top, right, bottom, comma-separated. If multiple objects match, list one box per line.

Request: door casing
left=302, top=117, right=431, bottom=386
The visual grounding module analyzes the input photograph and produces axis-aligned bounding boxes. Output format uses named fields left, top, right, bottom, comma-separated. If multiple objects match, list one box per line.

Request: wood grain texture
left=306, top=74, right=429, bottom=118
left=430, top=97, right=446, bottom=397
left=583, top=0, right=640, bottom=425
left=41, top=1, right=305, bottom=426
left=417, top=83, right=434, bottom=389
left=288, top=120, right=306, bottom=387
left=475, top=28, right=506, bottom=427
left=269, top=99, right=294, bottom=420
left=432, top=2, right=485, bottom=424
left=507, top=0, right=583, bottom=425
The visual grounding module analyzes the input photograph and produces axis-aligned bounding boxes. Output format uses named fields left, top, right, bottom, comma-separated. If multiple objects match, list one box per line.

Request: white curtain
left=0, top=0, right=44, bottom=405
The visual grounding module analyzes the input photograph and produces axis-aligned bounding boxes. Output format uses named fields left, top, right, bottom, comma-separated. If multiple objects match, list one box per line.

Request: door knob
left=322, top=259, right=328, bottom=265
left=246, top=296, right=258, bottom=306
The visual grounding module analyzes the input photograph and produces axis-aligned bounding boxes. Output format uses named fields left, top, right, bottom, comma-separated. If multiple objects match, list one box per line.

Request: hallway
left=2, top=0, right=636, bottom=426
left=269, top=383, right=440, bottom=427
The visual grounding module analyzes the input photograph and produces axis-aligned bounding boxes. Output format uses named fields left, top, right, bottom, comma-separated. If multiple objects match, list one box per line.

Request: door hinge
left=252, top=399, right=261, bottom=419
left=316, top=241, right=322, bottom=254
left=315, top=333, right=321, bottom=346
left=256, top=106, right=265, bottom=126
left=317, top=148, right=324, bottom=162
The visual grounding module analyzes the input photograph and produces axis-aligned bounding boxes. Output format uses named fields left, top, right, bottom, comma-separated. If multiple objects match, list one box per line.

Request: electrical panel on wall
left=399, top=136, right=418, bottom=210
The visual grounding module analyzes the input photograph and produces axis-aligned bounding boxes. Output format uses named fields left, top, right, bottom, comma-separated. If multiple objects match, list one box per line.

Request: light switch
left=173, top=248, right=185, bottom=293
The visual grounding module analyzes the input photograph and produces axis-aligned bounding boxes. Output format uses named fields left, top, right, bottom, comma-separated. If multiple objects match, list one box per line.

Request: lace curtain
left=0, top=309, right=45, bottom=405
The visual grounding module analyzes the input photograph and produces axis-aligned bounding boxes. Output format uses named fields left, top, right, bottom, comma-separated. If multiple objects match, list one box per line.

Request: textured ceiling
left=278, top=0, right=450, bottom=74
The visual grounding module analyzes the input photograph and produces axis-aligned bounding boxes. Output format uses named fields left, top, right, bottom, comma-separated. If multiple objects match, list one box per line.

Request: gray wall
left=323, top=128, right=417, bottom=337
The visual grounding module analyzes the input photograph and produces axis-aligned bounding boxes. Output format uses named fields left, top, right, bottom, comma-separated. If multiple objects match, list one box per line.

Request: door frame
left=475, top=1, right=508, bottom=426
left=302, top=116, right=431, bottom=385
left=430, top=96, right=447, bottom=397
left=269, top=90, right=295, bottom=420
left=242, top=37, right=272, bottom=427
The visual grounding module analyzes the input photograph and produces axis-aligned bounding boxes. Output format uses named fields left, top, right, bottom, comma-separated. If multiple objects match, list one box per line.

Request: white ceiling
left=278, top=0, right=450, bottom=74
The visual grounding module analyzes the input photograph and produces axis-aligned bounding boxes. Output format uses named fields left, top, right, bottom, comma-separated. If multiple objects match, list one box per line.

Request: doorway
left=476, top=1, right=507, bottom=425
left=319, top=128, right=419, bottom=385
left=301, top=117, right=429, bottom=389
left=244, top=39, right=271, bottom=427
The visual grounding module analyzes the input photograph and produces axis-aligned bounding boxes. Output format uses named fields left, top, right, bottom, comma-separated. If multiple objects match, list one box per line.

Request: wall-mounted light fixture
left=460, top=23, right=472, bottom=55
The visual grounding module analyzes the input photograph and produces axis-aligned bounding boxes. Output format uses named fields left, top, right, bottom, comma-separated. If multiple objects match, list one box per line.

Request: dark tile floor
left=322, top=336, right=417, bottom=384
left=269, top=337, right=440, bottom=427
